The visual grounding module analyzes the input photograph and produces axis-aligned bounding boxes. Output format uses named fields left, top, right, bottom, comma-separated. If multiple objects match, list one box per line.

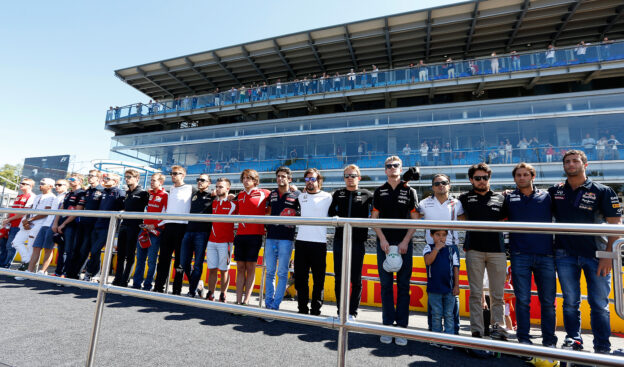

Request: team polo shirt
left=372, top=181, right=418, bottom=244
left=423, top=244, right=459, bottom=294
left=503, top=187, right=553, bottom=255
left=144, top=188, right=168, bottom=228
left=122, top=186, right=150, bottom=226
left=186, top=189, right=214, bottom=232
left=417, top=196, right=464, bottom=246
left=94, top=187, right=125, bottom=229
left=8, top=193, right=34, bottom=227
left=210, top=199, right=236, bottom=243
left=78, top=186, right=103, bottom=224
left=60, top=189, right=85, bottom=227
left=458, top=190, right=506, bottom=252
left=329, top=188, right=373, bottom=244
left=235, top=188, right=271, bottom=236
left=295, top=191, right=333, bottom=243
left=266, top=189, right=300, bottom=241
left=548, top=179, right=622, bottom=258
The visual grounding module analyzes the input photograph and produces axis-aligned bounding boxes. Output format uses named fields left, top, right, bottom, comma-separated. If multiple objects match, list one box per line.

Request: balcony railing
left=106, top=40, right=624, bottom=122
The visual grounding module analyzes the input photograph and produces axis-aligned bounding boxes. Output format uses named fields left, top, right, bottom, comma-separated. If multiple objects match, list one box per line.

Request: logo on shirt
left=582, top=192, right=596, bottom=200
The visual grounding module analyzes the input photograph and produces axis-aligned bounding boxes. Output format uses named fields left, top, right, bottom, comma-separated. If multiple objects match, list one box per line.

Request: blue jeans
left=85, top=228, right=108, bottom=276
left=555, top=249, right=612, bottom=352
left=0, top=227, right=19, bottom=267
left=133, top=233, right=161, bottom=290
left=180, top=231, right=208, bottom=296
left=511, top=252, right=557, bottom=346
left=376, top=238, right=413, bottom=327
left=264, top=238, right=294, bottom=309
left=57, top=225, right=78, bottom=276
left=429, top=292, right=456, bottom=334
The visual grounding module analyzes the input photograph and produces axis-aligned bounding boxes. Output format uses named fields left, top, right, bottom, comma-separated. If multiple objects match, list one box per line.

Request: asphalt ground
left=1, top=274, right=622, bottom=367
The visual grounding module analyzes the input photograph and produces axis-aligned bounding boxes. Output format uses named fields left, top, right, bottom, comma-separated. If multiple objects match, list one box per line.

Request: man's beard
left=473, top=185, right=488, bottom=193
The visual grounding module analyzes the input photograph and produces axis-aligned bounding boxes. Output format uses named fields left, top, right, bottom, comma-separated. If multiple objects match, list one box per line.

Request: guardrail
left=0, top=208, right=623, bottom=367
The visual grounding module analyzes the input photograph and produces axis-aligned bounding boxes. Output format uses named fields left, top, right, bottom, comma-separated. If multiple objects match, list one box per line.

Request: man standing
left=459, top=163, right=509, bottom=340
left=416, top=174, right=464, bottom=334
left=83, top=173, right=125, bottom=281
left=371, top=156, right=418, bottom=346
left=294, top=168, right=332, bottom=316
left=132, top=173, right=168, bottom=291
left=265, top=167, right=300, bottom=310
left=504, top=163, right=557, bottom=347
left=549, top=150, right=621, bottom=354
left=180, top=173, right=214, bottom=297
left=329, top=164, right=372, bottom=319
left=233, top=169, right=270, bottom=305
left=153, top=166, right=193, bottom=295
left=53, top=174, right=85, bottom=277
left=113, top=169, right=149, bottom=287
left=0, top=179, right=35, bottom=268
left=207, top=178, right=236, bottom=302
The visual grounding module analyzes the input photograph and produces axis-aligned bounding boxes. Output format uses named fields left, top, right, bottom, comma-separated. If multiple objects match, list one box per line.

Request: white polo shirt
left=417, top=195, right=464, bottom=246
left=43, top=192, right=67, bottom=227
left=295, top=191, right=332, bottom=243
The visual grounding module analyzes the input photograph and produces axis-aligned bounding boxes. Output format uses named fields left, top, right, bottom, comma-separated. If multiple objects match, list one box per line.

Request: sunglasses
left=20, top=182, right=29, bottom=186
left=385, top=163, right=400, bottom=169
left=102, top=177, right=111, bottom=182
left=344, top=174, right=358, bottom=179
left=124, top=176, right=134, bottom=180
left=39, top=182, right=48, bottom=185
left=196, top=178, right=209, bottom=183
left=68, top=178, right=78, bottom=182
left=171, top=172, right=184, bottom=176
left=433, top=181, right=449, bottom=186
left=215, top=185, right=227, bottom=189
left=87, top=175, right=98, bottom=178
left=472, top=175, right=490, bottom=181
left=54, top=183, right=64, bottom=187
left=304, top=177, right=318, bottom=182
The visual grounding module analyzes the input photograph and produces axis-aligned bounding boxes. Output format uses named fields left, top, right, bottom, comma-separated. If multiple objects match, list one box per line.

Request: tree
left=0, top=164, right=22, bottom=191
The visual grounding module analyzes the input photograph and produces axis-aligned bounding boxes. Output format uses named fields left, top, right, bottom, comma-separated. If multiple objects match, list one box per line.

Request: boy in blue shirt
left=424, top=229, right=460, bottom=336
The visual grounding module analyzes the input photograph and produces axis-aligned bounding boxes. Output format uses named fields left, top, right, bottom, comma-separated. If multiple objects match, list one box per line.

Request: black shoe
left=472, top=331, right=482, bottom=338
left=17, top=263, right=28, bottom=271
left=561, top=338, right=583, bottom=351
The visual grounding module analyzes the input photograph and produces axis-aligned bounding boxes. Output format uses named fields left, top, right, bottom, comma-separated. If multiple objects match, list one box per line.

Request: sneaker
left=472, top=331, right=482, bottom=338
left=17, top=263, right=28, bottom=271
left=196, top=280, right=205, bottom=298
left=206, top=290, right=214, bottom=301
left=36, top=270, right=48, bottom=275
left=84, top=273, right=92, bottom=282
left=394, top=337, right=408, bottom=346
left=380, top=335, right=393, bottom=344
left=348, top=314, right=356, bottom=322
left=219, top=293, right=226, bottom=303
left=561, top=337, right=583, bottom=351
left=186, top=292, right=196, bottom=298
left=15, top=270, right=32, bottom=280
left=490, top=324, right=510, bottom=341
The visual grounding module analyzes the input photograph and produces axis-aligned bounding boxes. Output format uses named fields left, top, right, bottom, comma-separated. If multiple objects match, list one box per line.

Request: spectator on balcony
left=371, top=65, right=379, bottom=86
left=214, top=88, right=221, bottom=106
left=432, top=142, right=440, bottom=166
left=107, top=106, right=114, bottom=120
left=290, top=148, right=298, bottom=160
left=517, top=137, right=529, bottom=161
left=230, top=87, right=237, bottom=104
left=303, top=77, right=310, bottom=94
left=575, top=41, right=588, bottom=63
left=358, top=142, right=365, bottom=158
left=261, top=82, right=268, bottom=100
left=214, top=161, right=223, bottom=173
left=510, top=50, right=521, bottom=71
left=602, top=37, right=613, bottom=59
left=607, top=134, right=620, bottom=160
left=420, top=142, right=429, bottom=166
left=498, top=142, right=506, bottom=164
left=409, top=63, right=416, bottom=83
left=581, top=133, right=596, bottom=158
left=239, top=85, right=247, bottom=103
left=446, top=57, right=455, bottom=78
left=530, top=137, right=541, bottom=162
left=545, top=44, right=556, bottom=66
left=468, top=59, right=478, bottom=75
left=442, top=142, right=452, bottom=165
left=348, top=68, right=356, bottom=89
left=318, top=73, right=326, bottom=92
left=418, top=60, right=428, bottom=81
left=505, top=139, right=513, bottom=163
left=334, top=72, right=341, bottom=91
left=490, top=52, right=499, bottom=74
left=545, top=144, right=555, bottom=163
left=402, top=144, right=411, bottom=156
left=276, top=79, right=282, bottom=98
left=114, top=106, right=121, bottom=119
left=360, top=69, right=368, bottom=87
left=596, top=136, right=608, bottom=161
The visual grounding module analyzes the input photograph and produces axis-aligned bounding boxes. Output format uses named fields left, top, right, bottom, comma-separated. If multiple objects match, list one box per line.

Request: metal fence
left=0, top=207, right=623, bottom=367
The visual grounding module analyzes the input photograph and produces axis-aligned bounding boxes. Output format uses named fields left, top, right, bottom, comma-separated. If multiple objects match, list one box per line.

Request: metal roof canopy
left=115, top=0, right=624, bottom=100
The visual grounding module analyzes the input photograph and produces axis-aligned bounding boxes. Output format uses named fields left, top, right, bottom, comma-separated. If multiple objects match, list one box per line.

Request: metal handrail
left=1, top=207, right=623, bottom=367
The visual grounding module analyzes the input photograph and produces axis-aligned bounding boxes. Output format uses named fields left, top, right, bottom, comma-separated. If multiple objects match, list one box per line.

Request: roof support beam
left=464, top=0, right=481, bottom=56
left=506, top=0, right=530, bottom=52
left=344, top=26, right=358, bottom=68
left=526, top=76, right=541, bottom=89
left=212, top=52, right=241, bottom=85
left=582, top=69, right=601, bottom=84
left=160, top=63, right=194, bottom=94
left=184, top=57, right=216, bottom=89
left=475, top=81, right=486, bottom=94
left=384, top=18, right=393, bottom=68
left=273, top=40, right=297, bottom=78
left=241, top=46, right=267, bottom=81
left=428, top=87, right=435, bottom=99
left=137, top=67, right=175, bottom=98
left=307, top=33, right=325, bottom=73
left=425, top=10, right=432, bottom=62
left=551, top=0, right=582, bottom=44
left=600, top=5, right=624, bottom=41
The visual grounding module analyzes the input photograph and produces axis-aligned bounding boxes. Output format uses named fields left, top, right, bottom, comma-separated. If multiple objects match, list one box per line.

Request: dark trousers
left=180, top=231, right=208, bottom=296
left=113, top=223, right=142, bottom=287
left=333, top=237, right=365, bottom=316
left=376, top=238, right=413, bottom=328
left=153, top=223, right=187, bottom=294
left=294, top=240, right=327, bottom=315
left=56, top=225, right=78, bottom=276
left=85, top=228, right=109, bottom=276
left=67, top=222, right=94, bottom=279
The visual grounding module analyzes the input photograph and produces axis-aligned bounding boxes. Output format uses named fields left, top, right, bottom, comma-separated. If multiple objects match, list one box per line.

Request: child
left=424, top=229, right=460, bottom=336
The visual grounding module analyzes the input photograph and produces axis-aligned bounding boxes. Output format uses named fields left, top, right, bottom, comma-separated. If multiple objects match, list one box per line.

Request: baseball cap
left=383, top=246, right=403, bottom=273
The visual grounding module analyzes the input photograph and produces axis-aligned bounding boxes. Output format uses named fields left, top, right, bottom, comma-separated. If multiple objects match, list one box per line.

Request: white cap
left=40, top=178, right=55, bottom=187
left=383, top=246, right=403, bottom=273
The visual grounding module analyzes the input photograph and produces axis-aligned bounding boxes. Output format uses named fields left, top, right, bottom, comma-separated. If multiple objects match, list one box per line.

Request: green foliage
left=0, top=164, right=22, bottom=191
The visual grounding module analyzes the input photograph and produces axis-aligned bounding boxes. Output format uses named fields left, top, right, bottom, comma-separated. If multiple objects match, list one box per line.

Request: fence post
left=86, top=214, right=118, bottom=367
left=336, top=223, right=352, bottom=367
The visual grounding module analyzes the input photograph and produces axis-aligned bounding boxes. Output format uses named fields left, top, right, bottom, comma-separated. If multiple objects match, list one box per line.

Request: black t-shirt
left=372, top=181, right=418, bottom=243
left=122, top=186, right=150, bottom=226
left=458, top=189, right=507, bottom=252
left=266, top=189, right=300, bottom=241
left=60, top=188, right=85, bottom=227
left=186, top=189, right=213, bottom=232
left=78, top=186, right=104, bottom=224
left=330, top=188, right=373, bottom=243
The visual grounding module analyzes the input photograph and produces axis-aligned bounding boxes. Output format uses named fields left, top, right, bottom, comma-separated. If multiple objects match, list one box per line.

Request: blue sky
left=0, top=0, right=457, bottom=172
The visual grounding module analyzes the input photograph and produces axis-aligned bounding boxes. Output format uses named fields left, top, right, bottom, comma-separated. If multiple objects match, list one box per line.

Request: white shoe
left=36, top=270, right=48, bottom=275
left=196, top=280, right=205, bottom=298
left=15, top=270, right=32, bottom=281
left=395, top=337, right=408, bottom=346
left=348, top=314, right=356, bottom=322
left=380, top=335, right=393, bottom=344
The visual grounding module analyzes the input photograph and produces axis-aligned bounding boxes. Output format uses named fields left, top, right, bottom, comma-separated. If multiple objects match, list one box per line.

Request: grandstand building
left=105, top=0, right=624, bottom=195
